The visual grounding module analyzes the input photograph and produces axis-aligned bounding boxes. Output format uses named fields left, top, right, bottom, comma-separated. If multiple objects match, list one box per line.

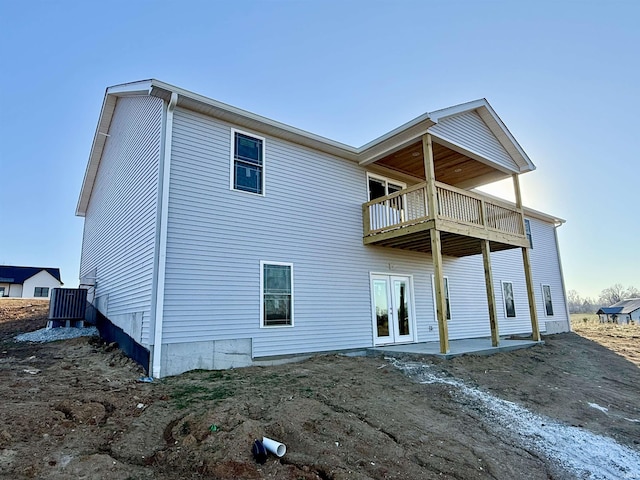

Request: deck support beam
left=523, top=246, right=541, bottom=341
left=431, top=229, right=449, bottom=353
left=423, top=134, right=449, bottom=353
left=481, top=239, right=500, bottom=347
left=513, top=174, right=540, bottom=341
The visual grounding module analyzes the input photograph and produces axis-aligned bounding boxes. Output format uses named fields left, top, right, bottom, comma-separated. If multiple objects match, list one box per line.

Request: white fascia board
left=523, top=205, right=565, bottom=226
left=430, top=98, right=536, bottom=174
left=358, top=112, right=434, bottom=152
left=106, top=79, right=154, bottom=96
left=76, top=81, right=157, bottom=216
left=148, top=80, right=360, bottom=161
left=76, top=93, right=118, bottom=216
left=427, top=98, right=489, bottom=122
left=358, top=117, right=436, bottom=165
left=475, top=103, right=536, bottom=173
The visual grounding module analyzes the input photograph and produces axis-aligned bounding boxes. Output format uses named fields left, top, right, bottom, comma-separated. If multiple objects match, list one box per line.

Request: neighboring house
left=76, top=79, right=570, bottom=377
left=0, top=266, right=63, bottom=298
left=597, top=299, right=640, bottom=324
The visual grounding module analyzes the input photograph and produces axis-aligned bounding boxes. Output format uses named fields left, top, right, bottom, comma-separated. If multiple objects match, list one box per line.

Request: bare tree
left=567, top=289, right=596, bottom=313
left=598, top=284, right=640, bottom=306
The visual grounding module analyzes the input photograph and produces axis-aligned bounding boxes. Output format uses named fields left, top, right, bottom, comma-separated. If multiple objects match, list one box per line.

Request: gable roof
left=597, top=298, right=640, bottom=315
left=77, top=79, right=537, bottom=216
left=0, top=266, right=62, bottom=284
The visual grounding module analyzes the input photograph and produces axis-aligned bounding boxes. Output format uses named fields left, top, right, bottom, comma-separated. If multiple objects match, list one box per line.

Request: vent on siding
left=49, top=288, right=87, bottom=320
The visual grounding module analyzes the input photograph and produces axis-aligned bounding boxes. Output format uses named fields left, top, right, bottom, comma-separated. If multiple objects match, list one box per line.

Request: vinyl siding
left=21, top=271, right=62, bottom=298
left=429, top=111, right=519, bottom=171
left=79, top=95, right=163, bottom=345
left=163, top=107, right=566, bottom=357
left=527, top=217, right=569, bottom=325
left=165, top=107, right=442, bottom=357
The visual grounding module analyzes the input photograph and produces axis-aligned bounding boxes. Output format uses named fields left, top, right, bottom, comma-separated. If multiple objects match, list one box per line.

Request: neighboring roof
left=77, top=79, right=537, bottom=216
left=597, top=298, right=640, bottom=315
left=0, top=266, right=62, bottom=284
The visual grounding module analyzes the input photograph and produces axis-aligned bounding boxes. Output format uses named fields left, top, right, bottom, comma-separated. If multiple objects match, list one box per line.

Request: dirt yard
left=1, top=299, right=639, bottom=479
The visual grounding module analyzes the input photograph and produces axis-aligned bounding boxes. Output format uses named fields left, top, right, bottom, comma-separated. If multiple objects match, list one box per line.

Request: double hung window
left=261, top=262, right=293, bottom=327
left=232, top=130, right=264, bottom=195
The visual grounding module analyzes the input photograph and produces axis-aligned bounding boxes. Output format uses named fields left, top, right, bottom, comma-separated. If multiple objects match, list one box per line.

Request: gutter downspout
left=554, top=223, right=572, bottom=333
left=152, top=91, right=178, bottom=378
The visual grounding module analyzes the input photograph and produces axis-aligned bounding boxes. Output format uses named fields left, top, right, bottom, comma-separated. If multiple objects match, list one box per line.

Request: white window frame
left=230, top=128, right=266, bottom=196
left=541, top=284, right=554, bottom=317
left=366, top=172, right=406, bottom=201
left=501, top=281, right=517, bottom=318
left=260, top=261, right=294, bottom=328
left=431, top=274, right=451, bottom=321
left=34, top=287, right=49, bottom=298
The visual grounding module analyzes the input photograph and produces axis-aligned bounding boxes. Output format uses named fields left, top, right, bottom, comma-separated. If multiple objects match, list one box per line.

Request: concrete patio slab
left=369, top=337, right=543, bottom=359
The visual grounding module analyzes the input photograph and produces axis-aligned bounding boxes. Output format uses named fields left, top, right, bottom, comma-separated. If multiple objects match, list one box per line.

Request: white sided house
left=77, top=80, right=570, bottom=377
left=0, top=266, right=63, bottom=298
left=597, top=299, right=640, bottom=324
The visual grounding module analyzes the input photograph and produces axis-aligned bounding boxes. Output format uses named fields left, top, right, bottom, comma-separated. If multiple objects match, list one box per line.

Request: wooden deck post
left=430, top=229, right=449, bottom=353
left=513, top=174, right=540, bottom=341
left=422, top=134, right=437, bottom=219
left=423, top=134, right=449, bottom=353
left=523, top=247, right=541, bottom=341
left=481, top=239, right=500, bottom=347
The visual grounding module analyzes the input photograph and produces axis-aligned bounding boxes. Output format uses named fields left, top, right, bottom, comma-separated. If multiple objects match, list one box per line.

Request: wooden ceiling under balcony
left=376, top=140, right=508, bottom=189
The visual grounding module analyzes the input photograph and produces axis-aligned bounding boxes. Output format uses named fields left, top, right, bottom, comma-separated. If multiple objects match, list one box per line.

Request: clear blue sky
left=0, top=0, right=637, bottom=299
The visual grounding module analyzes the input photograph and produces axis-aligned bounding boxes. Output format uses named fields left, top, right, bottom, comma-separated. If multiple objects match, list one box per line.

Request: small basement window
left=231, top=130, right=265, bottom=195
left=34, top=287, right=49, bottom=298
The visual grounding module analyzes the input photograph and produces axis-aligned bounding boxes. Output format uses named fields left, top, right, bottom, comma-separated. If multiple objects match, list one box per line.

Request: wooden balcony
left=362, top=182, right=529, bottom=257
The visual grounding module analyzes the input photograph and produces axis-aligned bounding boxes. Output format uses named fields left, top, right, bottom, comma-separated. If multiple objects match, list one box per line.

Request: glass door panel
left=373, top=278, right=391, bottom=341
left=371, top=275, right=414, bottom=345
left=394, top=278, right=410, bottom=337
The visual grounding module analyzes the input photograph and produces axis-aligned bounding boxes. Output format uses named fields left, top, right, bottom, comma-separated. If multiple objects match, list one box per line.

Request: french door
left=371, top=274, right=414, bottom=345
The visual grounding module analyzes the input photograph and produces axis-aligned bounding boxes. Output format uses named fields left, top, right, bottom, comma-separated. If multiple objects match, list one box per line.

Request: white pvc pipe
left=262, top=436, right=286, bottom=457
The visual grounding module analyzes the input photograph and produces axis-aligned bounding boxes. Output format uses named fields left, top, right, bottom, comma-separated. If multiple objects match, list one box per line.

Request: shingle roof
left=0, top=266, right=62, bottom=284
left=597, top=298, right=640, bottom=315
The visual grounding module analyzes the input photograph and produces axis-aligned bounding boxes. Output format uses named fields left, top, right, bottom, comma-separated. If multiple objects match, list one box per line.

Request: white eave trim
left=76, top=80, right=538, bottom=215
left=430, top=99, right=536, bottom=173
left=76, top=81, right=156, bottom=216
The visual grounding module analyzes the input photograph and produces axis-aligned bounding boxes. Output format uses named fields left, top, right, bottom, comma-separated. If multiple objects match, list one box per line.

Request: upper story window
left=524, top=219, right=533, bottom=248
left=367, top=173, right=405, bottom=201
left=231, top=130, right=265, bottom=195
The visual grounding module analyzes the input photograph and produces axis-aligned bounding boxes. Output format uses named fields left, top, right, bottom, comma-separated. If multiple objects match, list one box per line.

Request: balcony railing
left=362, top=181, right=525, bottom=239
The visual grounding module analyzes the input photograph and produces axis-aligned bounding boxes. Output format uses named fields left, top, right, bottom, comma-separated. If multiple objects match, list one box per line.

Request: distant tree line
left=568, top=284, right=640, bottom=314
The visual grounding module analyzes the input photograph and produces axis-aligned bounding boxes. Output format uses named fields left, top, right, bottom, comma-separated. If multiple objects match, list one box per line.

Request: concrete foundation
left=160, top=338, right=252, bottom=377
left=544, top=320, right=570, bottom=334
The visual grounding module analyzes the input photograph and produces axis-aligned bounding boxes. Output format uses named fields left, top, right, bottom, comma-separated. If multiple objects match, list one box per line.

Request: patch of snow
left=15, top=327, right=98, bottom=343
left=589, top=402, right=609, bottom=413
left=389, top=358, right=640, bottom=480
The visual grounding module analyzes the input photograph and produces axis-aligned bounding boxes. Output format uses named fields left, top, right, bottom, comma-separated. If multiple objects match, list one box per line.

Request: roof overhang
left=76, top=80, right=537, bottom=216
